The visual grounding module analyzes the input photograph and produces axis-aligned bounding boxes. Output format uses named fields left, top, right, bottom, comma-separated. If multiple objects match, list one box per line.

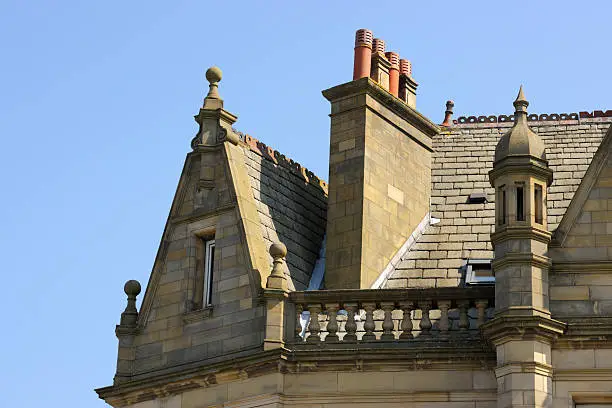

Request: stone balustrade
left=287, top=287, right=494, bottom=344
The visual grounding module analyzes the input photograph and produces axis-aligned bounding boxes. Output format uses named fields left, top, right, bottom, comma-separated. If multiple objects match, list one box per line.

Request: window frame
left=203, top=239, right=215, bottom=307
left=516, top=182, right=525, bottom=222
left=534, top=183, right=543, bottom=225
left=465, top=259, right=495, bottom=285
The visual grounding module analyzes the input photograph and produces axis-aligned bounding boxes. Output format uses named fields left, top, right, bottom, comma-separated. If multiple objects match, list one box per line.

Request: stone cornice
left=491, top=252, right=551, bottom=272
left=495, top=361, right=553, bottom=378
left=480, top=315, right=566, bottom=346
left=551, top=260, right=612, bottom=274
left=553, top=317, right=612, bottom=349
left=490, top=225, right=552, bottom=247
left=96, top=341, right=496, bottom=406
left=322, top=77, right=440, bottom=138
left=488, top=156, right=553, bottom=186
left=554, top=368, right=612, bottom=382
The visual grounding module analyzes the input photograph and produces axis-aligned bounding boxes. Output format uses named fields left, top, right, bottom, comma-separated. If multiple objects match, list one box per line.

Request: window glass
left=516, top=184, right=524, bottom=221
left=203, top=239, right=215, bottom=306
left=534, top=184, right=543, bottom=224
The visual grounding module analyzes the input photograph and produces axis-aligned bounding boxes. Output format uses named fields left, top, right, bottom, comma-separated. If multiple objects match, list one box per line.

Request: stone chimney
left=399, top=59, right=417, bottom=108
left=322, top=29, right=439, bottom=289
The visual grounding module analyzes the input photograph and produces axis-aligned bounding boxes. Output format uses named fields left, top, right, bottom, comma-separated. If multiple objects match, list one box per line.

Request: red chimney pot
left=386, top=52, right=400, bottom=97
left=372, top=38, right=386, bottom=55
left=353, top=29, right=373, bottom=80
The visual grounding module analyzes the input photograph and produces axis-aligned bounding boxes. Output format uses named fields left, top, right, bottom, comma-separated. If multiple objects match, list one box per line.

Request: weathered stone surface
left=385, top=118, right=612, bottom=288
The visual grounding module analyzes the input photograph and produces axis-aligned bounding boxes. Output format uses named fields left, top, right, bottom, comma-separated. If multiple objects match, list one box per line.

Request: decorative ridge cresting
left=232, top=128, right=328, bottom=195
left=453, top=109, right=612, bottom=125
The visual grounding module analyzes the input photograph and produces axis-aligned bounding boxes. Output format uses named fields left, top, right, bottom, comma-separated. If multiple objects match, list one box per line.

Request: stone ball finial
left=269, top=242, right=287, bottom=259
left=124, top=280, right=141, bottom=297
left=206, top=66, right=222, bottom=84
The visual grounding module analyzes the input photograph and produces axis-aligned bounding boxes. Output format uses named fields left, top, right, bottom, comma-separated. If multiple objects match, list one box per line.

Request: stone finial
left=120, top=280, right=141, bottom=327
left=513, top=85, right=528, bottom=122
left=203, top=66, right=224, bottom=109
left=206, top=66, right=222, bottom=97
left=266, top=242, right=288, bottom=290
left=441, top=100, right=454, bottom=127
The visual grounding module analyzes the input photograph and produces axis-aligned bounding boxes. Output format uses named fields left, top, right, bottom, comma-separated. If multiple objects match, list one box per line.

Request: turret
left=482, top=87, right=565, bottom=408
left=489, top=86, right=553, bottom=317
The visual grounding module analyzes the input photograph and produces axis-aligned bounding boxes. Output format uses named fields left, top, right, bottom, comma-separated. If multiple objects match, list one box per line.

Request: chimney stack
left=441, top=100, right=454, bottom=126
left=399, top=59, right=418, bottom=108
left=370, top=38, right=391, bottom=90
left=386, top=52, right=400, bottom=97
left=322, top=30, right=440, bottom=289
left=353, top=29, right=373, bottom=80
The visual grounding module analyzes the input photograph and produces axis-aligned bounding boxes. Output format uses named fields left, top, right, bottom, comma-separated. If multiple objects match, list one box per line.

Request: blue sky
left=1, top=1, right=610, bottom=407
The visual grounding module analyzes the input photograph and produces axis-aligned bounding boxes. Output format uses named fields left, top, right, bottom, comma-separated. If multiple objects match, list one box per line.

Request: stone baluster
left=458, top=300, right=470, bottom=331
left=438, top=300, right=451, bottom=336
left=380, top=302, right=395, bottom=341
left=399, top=301, right=413, bottom=339
left=419, top=301, right=432, bottom=335
left=343, top=303, right=358, bottom=342
left=325, top=303, right=340, bottom=342
left=295, top=304, right=303, bottom=341
left=306, top=304, right=321, bottom=343
left=362, top=302, right=376, bottom=341
left=475, top=300, right=488, bottom=328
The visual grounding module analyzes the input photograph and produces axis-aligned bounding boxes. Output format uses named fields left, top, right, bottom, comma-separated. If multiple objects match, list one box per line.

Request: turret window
left=516, top=183, right=525, bottom=221
left=497, top=186, right=507, bottom=226
left=534, top=184, right=543, bottom=224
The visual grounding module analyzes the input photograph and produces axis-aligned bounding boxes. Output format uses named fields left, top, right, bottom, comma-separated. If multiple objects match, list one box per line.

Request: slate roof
left=240, top=134, right=328, bottom=290
left=383, top=115, right=612, bottom=289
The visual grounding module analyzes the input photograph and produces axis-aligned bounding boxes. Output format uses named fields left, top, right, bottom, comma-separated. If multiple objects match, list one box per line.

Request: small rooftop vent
left=467, top=192, right=488, bottom=204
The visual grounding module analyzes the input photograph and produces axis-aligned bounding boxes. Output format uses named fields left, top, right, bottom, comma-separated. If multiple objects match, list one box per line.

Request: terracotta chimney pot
left=353, top=29, right=373, bottom=80
left=386, top=52, right=400, bottom=97
left=441, top=100, right=455, bottom=127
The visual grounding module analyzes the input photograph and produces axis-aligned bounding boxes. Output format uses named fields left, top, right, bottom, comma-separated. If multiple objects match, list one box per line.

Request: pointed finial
left=513, top=85, right=529, bottom=123
left=513, top=85, right=529, bottom=111
left=515, top=85, right=525, bottom=101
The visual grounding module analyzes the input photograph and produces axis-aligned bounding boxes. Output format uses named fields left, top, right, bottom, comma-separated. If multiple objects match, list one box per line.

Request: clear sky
left=1, top=1, right=610, bottom=406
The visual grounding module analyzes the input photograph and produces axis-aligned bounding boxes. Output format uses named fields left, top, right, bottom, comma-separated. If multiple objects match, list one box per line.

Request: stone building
left=96, top=29, right=612, bottom=408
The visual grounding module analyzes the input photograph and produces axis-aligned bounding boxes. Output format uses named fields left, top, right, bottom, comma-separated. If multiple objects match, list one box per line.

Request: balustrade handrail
left=288, top=287, right=495, bottom=306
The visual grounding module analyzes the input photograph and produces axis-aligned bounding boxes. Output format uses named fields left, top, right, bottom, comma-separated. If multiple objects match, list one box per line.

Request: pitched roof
left=238, top=132, right=328, bottom=290
left=382, top=113, right=612, bottom=289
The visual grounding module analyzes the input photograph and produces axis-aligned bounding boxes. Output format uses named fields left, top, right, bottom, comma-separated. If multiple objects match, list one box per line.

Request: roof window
left=464, top=259, right=494, bottom=285
left=467, top=192, right=488, bottom=204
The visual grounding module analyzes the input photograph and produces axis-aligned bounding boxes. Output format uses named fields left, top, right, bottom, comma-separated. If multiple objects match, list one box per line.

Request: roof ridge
left=453, top=109, right=612, bottom=125
left=232, top=128, right=328, bottom=195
